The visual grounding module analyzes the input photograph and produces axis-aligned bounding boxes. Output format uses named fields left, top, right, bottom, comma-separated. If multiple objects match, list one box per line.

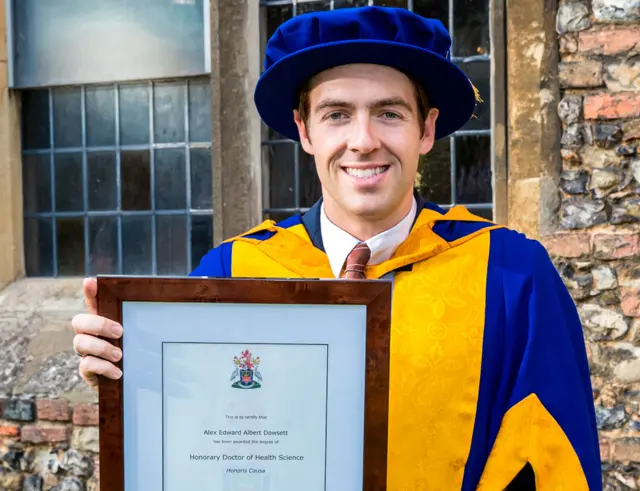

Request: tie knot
left=342, top=242, right=371, bottom=279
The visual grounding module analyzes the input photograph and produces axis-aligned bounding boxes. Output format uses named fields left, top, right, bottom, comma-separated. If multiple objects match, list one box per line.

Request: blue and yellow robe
left=191, top=196, right=602, bottom=490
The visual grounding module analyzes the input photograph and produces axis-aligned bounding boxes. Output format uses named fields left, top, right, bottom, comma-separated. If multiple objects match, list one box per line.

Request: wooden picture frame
left=97, top=276, right=392, bottom=491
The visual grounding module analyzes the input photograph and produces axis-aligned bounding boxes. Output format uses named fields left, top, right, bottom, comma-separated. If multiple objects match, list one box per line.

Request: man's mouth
left=342, top=165, right=390, bottom=178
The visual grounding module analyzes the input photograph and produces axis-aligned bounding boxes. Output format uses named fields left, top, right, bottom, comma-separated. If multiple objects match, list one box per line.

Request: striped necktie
left=342, top=242, right=371, bottom=279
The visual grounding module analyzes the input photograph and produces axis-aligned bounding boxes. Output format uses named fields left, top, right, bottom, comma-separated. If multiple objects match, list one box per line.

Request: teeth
left=345, top=166, right=386, bottom=178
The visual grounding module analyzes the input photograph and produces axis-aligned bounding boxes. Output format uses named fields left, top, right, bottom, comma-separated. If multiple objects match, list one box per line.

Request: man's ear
left=419, top=108, right=439, bottom=155
left=293, top=109, right=314, bottom=154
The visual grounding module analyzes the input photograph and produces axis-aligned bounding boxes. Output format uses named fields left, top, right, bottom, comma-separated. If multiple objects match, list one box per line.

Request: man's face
left=294, top=63, right=438, bottom=224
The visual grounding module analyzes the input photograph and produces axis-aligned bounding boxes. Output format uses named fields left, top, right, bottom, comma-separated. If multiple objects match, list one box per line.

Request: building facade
left=0, top=0, right=638, bottom=489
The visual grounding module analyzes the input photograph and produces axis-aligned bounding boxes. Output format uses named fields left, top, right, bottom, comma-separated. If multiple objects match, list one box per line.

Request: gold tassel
left=470, top=81, right=483, bottom=119
left=472, top=82, right=484, bottom=103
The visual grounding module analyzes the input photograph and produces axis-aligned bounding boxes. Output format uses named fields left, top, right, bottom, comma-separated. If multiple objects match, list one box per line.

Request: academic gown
left=191, top=197, right=602, bottom=490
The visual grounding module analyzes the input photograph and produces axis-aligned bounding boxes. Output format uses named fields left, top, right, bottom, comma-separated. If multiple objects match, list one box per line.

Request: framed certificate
left=97, top=276, right=392, bottom=491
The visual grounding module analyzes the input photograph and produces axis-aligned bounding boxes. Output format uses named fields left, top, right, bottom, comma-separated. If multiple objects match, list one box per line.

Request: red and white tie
left=341, top=242, right=371, bottom=279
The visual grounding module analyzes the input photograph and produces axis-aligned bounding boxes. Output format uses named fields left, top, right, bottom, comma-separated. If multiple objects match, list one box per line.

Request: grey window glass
left=22, top=78, right=213, bottom=277
left=122, top=216, right=153, bottom=275
left=459, top=61, right=490, bottom=131
left=156, top=215, right=188, bottom=276
left=454, top=0, right=490, bottom=57
left=265, top=142, right=296, bottom=211
left=154, top=82, right=186, bottom=144
left=119, top=85, right=150, bottom=145
left=88, top=217, right=118, bottom=275
left=189, top=80, right=212, bottom=142
left=56, top=218, right=84, bottom=275
left=22, top=154, right=51, bottom=213
left=373, top=0, right=408, bottom=7
left=155, top=149, right=187, bottom=210
left=24, top=218, right=53, bottom=276
left=333, top=0, right=371, bottom=7
left=21, top=91, right=50, bottom=150
left=416, top=138, right=452, bottom=204
left=191, top=214, right=213, bottom=271
left=54, top=153, right=83, bottom=212
left=11, top=0, right=208, bottom=88
left=413, top=0, right=448, bottom=27
left=86, top=86, right=116, bottom=147
left=122, top=150, right=152, bottom=211
left=53, top=88, right=82, bottom=148
left=455, top=135, right=492, bottom=204
left=88, top=152, right=117, bottom=211
left=191, top=149, right=213, bottom=210
left=299, top=147, right=322, bottom=209
left=297, top=1, right=333, bottom=14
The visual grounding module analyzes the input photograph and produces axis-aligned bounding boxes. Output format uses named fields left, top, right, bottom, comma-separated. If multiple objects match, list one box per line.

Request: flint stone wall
left=0, top=279, right=98, bottom=491
left=554, top=0, right=640, bottom=487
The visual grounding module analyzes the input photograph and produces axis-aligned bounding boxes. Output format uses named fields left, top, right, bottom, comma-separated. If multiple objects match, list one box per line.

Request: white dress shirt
left=320, top=198, right=418, bottom=278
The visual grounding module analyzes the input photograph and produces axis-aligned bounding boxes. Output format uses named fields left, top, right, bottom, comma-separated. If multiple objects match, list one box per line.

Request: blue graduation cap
left=254, top=5, right=481, bottom=141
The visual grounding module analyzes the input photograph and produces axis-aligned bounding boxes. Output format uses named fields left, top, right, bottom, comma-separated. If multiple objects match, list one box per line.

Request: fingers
left=83, top=277, right=98, bottom=315
left=79, top=355, right=123, bottom=391
left=73, top=333, right=122, bottom=363
left=77, top=278, right=123, bottom=392
left=72, top=313, right=123, bottom=339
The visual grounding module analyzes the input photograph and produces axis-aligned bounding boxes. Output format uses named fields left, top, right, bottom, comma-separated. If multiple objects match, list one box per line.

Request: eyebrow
left=313, top=97, right=414, bottom=115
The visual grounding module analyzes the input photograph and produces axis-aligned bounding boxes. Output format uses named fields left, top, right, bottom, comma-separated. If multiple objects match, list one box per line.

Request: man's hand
left=72, top=278, right=123, bottom=391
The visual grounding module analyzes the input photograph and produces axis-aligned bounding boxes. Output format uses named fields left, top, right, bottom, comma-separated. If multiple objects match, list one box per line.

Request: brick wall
left=0, top=279, right=95, bottom=491
left=554, top=0, right=640, bottom=487
left=0, top=398, right=99, bottom=490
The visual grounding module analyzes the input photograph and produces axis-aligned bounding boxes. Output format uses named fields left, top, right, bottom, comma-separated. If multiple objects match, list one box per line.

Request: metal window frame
left=22, top=78, right=214, bottom=277
left=258, top=0, right=508, bottom=222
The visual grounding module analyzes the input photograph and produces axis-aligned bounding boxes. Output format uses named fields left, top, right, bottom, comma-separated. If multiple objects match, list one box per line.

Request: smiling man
left=71, top=6, right=602, bottom=490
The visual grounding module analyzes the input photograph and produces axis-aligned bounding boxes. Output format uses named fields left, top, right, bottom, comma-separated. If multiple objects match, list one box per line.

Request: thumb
left=83, top=277, right=98, bottom=315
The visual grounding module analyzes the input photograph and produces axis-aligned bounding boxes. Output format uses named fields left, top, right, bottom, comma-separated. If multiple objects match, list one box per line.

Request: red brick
left=21, top=425, right=71, bottom=444
left=543, top=233, right=591, bottom=258
left=584, top=92, right=640, bottom=120
left=72, top=404, right=98, bottom=426
left=611, top=438, right=640, bottom=462
left=0, top=424, right=20, bottom=437
left=593, top=233, right=640, bottom=259
left=37, top=399, right=71, bottom=422
left=621, top=288, right=640, bottom=317
left=579, top=27, right=640, bottom=56
left=559, top=60, right=604, bottom=88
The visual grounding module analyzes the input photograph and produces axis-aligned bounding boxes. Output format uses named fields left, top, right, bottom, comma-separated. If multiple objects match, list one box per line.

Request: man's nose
left=346, top=116, right=381, bottom=155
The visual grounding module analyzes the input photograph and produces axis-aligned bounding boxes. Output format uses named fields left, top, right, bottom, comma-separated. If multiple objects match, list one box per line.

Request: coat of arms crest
left=230, top=349, right=262, bottom=389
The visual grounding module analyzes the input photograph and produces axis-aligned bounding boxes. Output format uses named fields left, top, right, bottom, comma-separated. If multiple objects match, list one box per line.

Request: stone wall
left=553, top=0, right=640, bottom=488
left=0, top=279, right=97, bottom=491
left=0, top=399, right=99, bottom=491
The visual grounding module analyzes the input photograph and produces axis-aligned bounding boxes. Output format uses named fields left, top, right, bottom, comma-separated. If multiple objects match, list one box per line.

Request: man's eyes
left=323, top=110, right=403, bottom=121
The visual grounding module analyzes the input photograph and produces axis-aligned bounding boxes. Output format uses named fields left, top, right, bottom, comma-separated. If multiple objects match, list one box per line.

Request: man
left=72, top=6, right=602, bottom=490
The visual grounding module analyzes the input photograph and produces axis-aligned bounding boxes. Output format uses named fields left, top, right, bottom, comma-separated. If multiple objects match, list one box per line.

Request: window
left=260, top=0, right=494, bottom=221
left=13, top=0, right=213, bottom=278
left=21, top=79, right=214, bottom=277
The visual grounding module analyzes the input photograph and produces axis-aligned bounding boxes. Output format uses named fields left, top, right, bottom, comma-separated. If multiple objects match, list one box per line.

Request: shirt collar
left=320, top=198, right=418, bottom=278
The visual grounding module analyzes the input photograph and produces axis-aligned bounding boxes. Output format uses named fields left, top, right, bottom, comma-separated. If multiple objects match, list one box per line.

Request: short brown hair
left=297, top=74, right=431, bottom=136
